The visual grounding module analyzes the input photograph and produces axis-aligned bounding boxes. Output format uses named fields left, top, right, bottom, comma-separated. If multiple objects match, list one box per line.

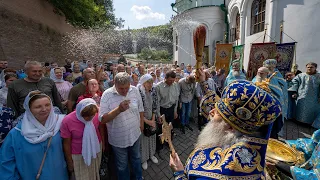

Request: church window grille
left=251, top=0, right=266, bottom=34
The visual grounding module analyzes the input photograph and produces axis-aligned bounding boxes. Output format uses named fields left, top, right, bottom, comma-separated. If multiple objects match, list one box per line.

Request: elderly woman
left=77, top=79, right=103, bottom=106
left=61, top=98, right=104, bottom=180
left=137, top=74, right=159, bottom=170
left=0, top=73, right=17, bottom=107
left=0, top=91, right=68, bottom=179
left=50, top=68, right=73, bottom=107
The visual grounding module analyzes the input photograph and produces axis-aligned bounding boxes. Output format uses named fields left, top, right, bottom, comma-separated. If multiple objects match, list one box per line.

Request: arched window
left=230, top=12, right=240, bottom=42
left=235, top=13, right=240, bottom=40
left=251, top=0, right=266, bottom=34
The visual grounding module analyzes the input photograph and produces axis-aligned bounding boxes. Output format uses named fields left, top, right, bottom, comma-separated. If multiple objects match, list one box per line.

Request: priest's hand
left=170, top=153, right=184, bottom=172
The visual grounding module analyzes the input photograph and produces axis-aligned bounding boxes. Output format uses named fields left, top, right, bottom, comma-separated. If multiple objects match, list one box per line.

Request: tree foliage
left=138, top=47, right=171, bottom=61
left=47, top=0, right=124, bottom=28
left=131, top=24, right=173, bottom=54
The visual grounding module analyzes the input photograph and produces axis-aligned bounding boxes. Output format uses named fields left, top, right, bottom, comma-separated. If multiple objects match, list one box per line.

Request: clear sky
left=113, top=0, right=175, bottom=29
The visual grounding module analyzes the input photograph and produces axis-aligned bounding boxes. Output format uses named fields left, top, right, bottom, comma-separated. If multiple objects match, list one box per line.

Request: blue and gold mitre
left=263, top=59, right=277, bottom=67
left=215, top=80, right=281, bottom=134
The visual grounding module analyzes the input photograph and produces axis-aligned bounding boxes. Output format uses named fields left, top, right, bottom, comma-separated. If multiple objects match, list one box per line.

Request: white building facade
left=172, top=0, right=320, bottom=70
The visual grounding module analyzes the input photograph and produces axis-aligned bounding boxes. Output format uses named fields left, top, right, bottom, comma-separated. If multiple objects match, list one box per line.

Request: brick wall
left=0, top=0, right=76, bottom=69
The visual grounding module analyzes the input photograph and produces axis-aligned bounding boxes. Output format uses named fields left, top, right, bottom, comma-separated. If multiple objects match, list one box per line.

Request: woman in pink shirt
left=61, top=98, right=104, bottom=180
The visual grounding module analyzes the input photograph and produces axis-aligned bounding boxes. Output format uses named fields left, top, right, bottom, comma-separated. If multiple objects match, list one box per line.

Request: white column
left=267, top=0, right=278, bottom=42
left=208, top=30, right=213, bottom=65
left=239, top=11, right=245, bottom=45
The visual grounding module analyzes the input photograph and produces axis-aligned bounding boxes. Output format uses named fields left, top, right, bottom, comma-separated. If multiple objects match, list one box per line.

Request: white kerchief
left=76, top=98, right=100, bottom=166
left=50, top=68, right=64, bottom=83
left=137, top=74, right=153, bottom=96
left=21, top=91, right=64, bottom=144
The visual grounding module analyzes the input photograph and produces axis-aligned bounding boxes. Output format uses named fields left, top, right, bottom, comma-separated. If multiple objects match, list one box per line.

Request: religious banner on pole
left=275, top=42, right=296, bottom=76
left=247, top=42, right=276, bottom=80
left=214, top=44, right=233, bottom=72
left=230, top=45, right=245, bottom=70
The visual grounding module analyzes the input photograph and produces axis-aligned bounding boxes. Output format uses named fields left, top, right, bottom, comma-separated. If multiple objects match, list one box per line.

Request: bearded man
left=254, top=67, right=269, bottom=83
left=288, top=62, right=320, bottom=128
left=224, top=61, right=246, bottom=86
left=169, top=69, right=281, bottom=179
left=252, top=59, right=288, bottom=139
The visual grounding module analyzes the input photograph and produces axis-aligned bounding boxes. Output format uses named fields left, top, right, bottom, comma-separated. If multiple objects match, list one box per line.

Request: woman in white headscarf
left=137, top=74, right=159, bottom=170
left=60, top=98, right=104, bottom=180
left=0, top=90, right=68, bottom=180
left=50, top=67, right=73, bottom=107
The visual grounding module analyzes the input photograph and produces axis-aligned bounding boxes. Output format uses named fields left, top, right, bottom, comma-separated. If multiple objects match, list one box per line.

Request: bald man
left=256, top=67, right=269, bottom=82
left=117, top=64, right=125, bottom=73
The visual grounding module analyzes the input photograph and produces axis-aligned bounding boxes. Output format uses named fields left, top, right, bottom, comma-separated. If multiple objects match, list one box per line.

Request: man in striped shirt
left=99, top=72, right=144, bottom=180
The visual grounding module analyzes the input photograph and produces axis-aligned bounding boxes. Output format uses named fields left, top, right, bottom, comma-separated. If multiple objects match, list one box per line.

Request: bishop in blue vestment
left=169, top=69, right=282, bottom=180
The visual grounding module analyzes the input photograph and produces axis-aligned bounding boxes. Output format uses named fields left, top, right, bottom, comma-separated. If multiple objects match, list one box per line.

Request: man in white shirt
left=99, top=72, right=144, bottom=180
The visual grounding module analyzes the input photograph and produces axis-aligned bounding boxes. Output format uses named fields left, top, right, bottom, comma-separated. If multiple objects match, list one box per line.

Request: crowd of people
left=0, top=57, right=319, bottom=180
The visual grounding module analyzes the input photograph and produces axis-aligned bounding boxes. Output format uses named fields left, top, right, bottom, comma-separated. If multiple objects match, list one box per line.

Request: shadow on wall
left=274, top=0, right=304, bottom=42
left=275, top=0, right=320, bottom=68
left=0, top=8, right=69, bottom=69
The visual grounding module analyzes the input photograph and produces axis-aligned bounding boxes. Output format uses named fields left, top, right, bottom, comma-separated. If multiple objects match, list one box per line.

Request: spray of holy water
left=62, top=28, right=124, bottom=63
left=61, top=13, right=205, bottom=63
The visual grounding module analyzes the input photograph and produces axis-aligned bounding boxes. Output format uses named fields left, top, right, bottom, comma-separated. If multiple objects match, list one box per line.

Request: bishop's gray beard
left=195, top=119, right=243, bottom=149
left=232, top=70, right=240, bottom=77
left=256, top=74, right=268, bottom=83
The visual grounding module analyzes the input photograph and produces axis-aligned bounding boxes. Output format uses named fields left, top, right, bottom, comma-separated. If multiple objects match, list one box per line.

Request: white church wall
left=227, top=0, right=320, bottom=71
left=228, top=0, right=241, bottom=42
left=211, top=23, right=224, bottom=64
left=273, top=0, right=320, bottom=69
left=172, top=6, right=225, bottom=66
left=178, top=28, right=193, bottom=65
left=175, top=0, right=320, bottom=71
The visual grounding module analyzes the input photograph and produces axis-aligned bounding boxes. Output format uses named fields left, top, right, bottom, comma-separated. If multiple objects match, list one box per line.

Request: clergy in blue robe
left=262, top=59, right=288, bottom=119
left=288, top=62, right=320, bottom=128
left=224, top=61, right=246, bottom=86
left=252, top=60, right=288, bottom=138
left=286, top=129, right=320, bottom=179
left=285, top=72, right=296, bottom=120
left=0, top=91, right=68, bottom=180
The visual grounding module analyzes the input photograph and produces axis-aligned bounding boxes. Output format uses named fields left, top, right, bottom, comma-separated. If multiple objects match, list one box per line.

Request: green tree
left=138, top=48, right=152, bottom=60
left=130, top=24, right=173, bottom=54
left=135, top=30, right=149, bottom=53
left=47, top=0, right=123, bottom=28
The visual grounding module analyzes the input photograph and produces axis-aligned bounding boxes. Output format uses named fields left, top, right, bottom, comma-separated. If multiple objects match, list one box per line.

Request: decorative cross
left=159, top=115, right=176, bottom=155
left=264, top=23, right=269, bottom=31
